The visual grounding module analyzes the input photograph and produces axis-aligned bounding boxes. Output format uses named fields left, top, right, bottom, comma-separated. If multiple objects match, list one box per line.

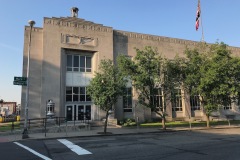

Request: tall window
left=190, top=95, right=201, bottom=110
left=172, top=88, right=182, bottom=111
left=123, top=88, right=132, bottom=112
left=151, top=88, right=164, bottom=112
left=67, top=54, right=92, bottom=72
left=66, top=87, right=91, bottom=102
left=223, top=97, right=232, bottom=110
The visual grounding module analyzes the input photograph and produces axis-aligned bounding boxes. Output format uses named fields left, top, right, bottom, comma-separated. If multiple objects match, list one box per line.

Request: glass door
left=77, top=105, right=91, bottom=120
left=78, top=105, right=84, bottom=120
left=85, top=105, right=91, bottom=120
left=66, top=104, right=91, bottom=121
left=66, top=105, right=73, bottom=121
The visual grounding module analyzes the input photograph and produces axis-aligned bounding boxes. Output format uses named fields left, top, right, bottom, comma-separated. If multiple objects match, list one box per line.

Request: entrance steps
left=107, top=118, right=118, bottom=126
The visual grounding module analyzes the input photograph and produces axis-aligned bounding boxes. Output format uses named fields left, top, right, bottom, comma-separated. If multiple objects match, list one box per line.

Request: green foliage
left=117, top=43, right=240, bottom=128
left=183, top=42, right=240, bottom=116
left=117, top=46, right=185, bottom=128
left=119, top=118, right=136, bottom=127
left=87, top=59, right=127, bottom=112
left=87, top=59, right=127, bottom=133
left=117, top=47, right=166, bottom=116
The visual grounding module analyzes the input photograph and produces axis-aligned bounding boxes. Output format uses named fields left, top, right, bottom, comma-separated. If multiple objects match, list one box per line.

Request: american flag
left=195, top=0, right=201, bottom=31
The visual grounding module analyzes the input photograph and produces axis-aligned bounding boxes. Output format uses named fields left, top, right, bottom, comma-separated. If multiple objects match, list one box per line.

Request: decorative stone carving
left=80, top=37, right=94, bottom=44
left=61, top=34, right=97, bottom=46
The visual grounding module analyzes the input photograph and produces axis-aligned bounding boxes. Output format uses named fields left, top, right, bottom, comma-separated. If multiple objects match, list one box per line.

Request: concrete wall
left=21, top=27, right=43, bottom=119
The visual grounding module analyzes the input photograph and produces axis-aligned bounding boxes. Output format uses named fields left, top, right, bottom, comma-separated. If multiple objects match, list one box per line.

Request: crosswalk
left=13, top=139, right=92, bottom=160
left=14, top=142, right=52, bottom=160
left=57, top=139, right=92, bottom=155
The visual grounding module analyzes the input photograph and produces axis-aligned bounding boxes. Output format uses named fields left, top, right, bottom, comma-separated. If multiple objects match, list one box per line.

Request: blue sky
left=0, top=0, right=240, bottom=104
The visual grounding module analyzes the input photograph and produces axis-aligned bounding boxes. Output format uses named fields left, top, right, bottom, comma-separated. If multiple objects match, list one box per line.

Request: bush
left=119, top=118, right=136, bottom=127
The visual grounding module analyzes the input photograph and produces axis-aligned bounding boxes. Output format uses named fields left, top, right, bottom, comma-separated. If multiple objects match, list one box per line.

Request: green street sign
left=13, top=81, right=27, bottom=86
left=14, top=76, right=27, bottom=81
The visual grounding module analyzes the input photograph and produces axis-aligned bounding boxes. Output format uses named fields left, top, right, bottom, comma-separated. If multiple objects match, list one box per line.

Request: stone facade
left=21, top=8, right=240, bottom=122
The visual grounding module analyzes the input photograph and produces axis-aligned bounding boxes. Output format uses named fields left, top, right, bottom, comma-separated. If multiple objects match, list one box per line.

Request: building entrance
left=66, top=104, right=91, bottom=121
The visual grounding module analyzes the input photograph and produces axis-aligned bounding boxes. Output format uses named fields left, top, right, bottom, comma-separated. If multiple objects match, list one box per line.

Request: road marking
left=58, top=139, right=92, bottom=155
left=14, top=142, right=52, bottom=160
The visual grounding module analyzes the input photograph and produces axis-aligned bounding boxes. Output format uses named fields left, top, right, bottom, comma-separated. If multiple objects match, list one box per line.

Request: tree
left=87, top=59, right=127, bottom=134
left=118, top=46, right=178, bottom=130
left=183, top=42, right=240, bottom=127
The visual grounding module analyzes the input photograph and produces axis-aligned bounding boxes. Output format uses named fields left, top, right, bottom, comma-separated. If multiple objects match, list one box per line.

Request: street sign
left=13, top=81, right=27, bottom=86
left=14, top=77, right=27, bottom=81
left=13, top=76, right=27, bottom=86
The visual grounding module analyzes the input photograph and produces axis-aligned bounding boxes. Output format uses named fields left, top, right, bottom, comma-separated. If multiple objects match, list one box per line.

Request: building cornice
left=44, top=17, right=113, bottom=33
left=114, top=30, right=240, bottom=52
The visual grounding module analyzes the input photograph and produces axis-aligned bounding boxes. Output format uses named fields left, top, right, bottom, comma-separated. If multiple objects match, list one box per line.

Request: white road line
left=58, top=139, right=92, bottom=155
left=14, top=142, right=52, bottom=160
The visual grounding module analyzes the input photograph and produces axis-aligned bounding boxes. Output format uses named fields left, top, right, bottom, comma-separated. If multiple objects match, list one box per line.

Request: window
left=123, top=88, right=132, bottom=112
left=151, top=88, right=164, bottom=112
left=73, top=87, right=79, bottom=101
left=66, top=87, right=91, bottom=102
left=172, top=88, right=182, bottom=111
left=67, top=54, right=92, bottom=72
left=66, top=87, right=72, bottom=101
left=190, top=95, right=201, bottom=110
left=73, top=55, right=79, bottom=71
left=223, top=97, right=232, bottom=110
left=224, top=105, right=232, bottom=110
left=67, top=55, right=73, bottom=71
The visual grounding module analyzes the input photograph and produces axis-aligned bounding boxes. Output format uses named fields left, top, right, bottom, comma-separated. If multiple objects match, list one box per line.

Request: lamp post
left=22, top=20, right=35, bottom=139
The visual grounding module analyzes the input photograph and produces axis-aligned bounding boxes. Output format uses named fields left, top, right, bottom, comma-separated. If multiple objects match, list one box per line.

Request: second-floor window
left=66, top=86, right=91, bottom=102
left=67, top=55, right=92, bottom=72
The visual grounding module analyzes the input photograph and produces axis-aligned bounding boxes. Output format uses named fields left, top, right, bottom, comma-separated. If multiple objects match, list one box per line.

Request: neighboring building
left=0, top=102, right=17, bottom=117
left=21, top=7, right=240, bottom=122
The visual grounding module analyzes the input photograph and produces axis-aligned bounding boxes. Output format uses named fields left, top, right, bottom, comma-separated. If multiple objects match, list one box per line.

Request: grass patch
left=0, top=122, right=20, bottom=132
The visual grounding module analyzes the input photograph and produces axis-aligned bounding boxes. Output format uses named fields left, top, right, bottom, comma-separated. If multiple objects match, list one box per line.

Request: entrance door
left=66, top=105, right=73, bottom=121
left=85, top=105, right=91, bottom=120
left=66, top=104, right=91, bottom=121
left=78, top=105, right=84, bottom=120
left=77, top=105, right=91, bottom=120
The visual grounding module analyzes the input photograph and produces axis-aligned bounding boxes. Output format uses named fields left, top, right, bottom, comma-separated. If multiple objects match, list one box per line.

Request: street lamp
left=22, top=20, right=35, bottom=139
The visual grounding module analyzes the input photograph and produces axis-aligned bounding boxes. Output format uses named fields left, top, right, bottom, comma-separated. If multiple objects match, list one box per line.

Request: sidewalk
left=0, top=126, right=158, bottom=142
left=1, top=124, right=240, bottom=142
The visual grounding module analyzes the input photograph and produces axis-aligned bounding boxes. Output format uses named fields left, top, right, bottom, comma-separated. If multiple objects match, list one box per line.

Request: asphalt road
left=1, top=128, right=240, bottom=160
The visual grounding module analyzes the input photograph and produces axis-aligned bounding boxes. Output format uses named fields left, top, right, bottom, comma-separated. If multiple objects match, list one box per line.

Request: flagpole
left=200, top=0, right=204, bottom=42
